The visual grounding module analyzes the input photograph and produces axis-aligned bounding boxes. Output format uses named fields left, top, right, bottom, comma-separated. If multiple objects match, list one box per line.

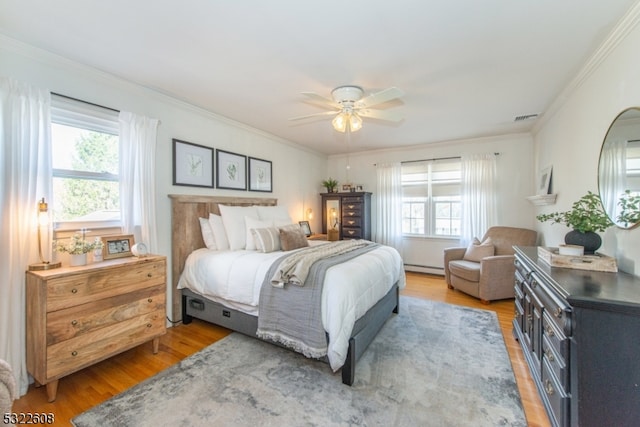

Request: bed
left=169, top=194, right=405, bottom=385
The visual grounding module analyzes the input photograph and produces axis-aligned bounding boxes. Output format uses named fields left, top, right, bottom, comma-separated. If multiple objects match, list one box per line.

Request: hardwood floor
left=12, top=271, right=550, bottom=426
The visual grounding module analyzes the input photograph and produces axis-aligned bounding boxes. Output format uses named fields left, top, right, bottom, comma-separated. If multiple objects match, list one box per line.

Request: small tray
left=537, top=246, right=618, bottom=272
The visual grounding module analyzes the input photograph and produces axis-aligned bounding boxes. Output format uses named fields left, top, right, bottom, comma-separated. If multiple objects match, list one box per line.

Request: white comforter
left=177, top=242, right=405, bottom=370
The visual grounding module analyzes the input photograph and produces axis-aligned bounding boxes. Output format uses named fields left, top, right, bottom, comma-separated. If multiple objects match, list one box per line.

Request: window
left=51, top=96, right=120, bottom=229
left=402, top=160, right=461, bottom=237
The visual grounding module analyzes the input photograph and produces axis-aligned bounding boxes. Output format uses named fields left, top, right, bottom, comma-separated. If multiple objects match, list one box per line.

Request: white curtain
left=119, top=112, right=159, bottom=253
left=460, top=153, right=497, bottom=244
left=599, top=138, right=627, bottom=224
left=0, top=77, right=52, bottom=396
left=374, top=162, right=403, bottom=251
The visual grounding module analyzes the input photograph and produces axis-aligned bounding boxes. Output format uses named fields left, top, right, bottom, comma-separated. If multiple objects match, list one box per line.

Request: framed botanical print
left=538, top=166, right=553, bottom=195
left=172, top=139, right=214, bottom=188
left=216, top=149, right=247, bottom=190
left=248, top=157, right=272, bottom=192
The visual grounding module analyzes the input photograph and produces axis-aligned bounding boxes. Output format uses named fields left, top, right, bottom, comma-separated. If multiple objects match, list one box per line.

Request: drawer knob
left=544, top=379, right=555, bottom=395
left=555, top=307, right=563, bottom=318
left=348, top=230, right=355, bottom=235
left=544, top=349, right=555, bottom=362
left=71, top=288, right=78, bottom=294
left=348, top=205, right=355, bottom=209
left=531, top=280, right=537, bottom=288
left=545, top=325, right=555, bottom=336
left=71, top=320, right=78, bottom=326
left=348, top=212, right=355, bottom=216
left=147, top=273, right=153, bottom=278
left=71, top=351, right=78, bottom=357
left=348, top=220, right=355, bottom=225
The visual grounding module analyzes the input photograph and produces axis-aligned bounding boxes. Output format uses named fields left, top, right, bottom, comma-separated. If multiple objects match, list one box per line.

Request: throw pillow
left=252, top=227, right=281, bottom=253
left=463, top=237, right=495, bottom=262
left=208, top=213, right=230, bottom=251
left=245, top=216, right=273, bottom=250
left=280, top=226, right=309, bottom=251
left=218, top=205, right=259, bottom=250
left=198, top=217, right=217, bottom=250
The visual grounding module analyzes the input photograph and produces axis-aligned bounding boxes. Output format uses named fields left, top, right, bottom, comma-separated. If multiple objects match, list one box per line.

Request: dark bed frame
left=169, top=194, right=399, bottom=385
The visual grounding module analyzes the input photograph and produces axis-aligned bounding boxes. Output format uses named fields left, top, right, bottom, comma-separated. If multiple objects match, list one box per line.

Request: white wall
left=327, top=133, right=535, bottom=274
left=0, top=36, right=328, bottom=317
left=532, top=9, right=640, bottom=275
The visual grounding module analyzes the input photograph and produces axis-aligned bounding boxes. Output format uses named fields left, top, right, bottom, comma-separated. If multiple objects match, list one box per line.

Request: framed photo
left=342, top=184, right=352, bottom=192
left=537, top=166, right=553, bottom=195
left=248, top=157, right=272, bottom=192
left=101, top=234, right=135, bottom=260
left=216, top=149, right=247, bottom=190
left=355, top=184, right=364, bottom=192
left=172, top=139, right=214, bottom=188
left=299, top=221, right=312, bottom=237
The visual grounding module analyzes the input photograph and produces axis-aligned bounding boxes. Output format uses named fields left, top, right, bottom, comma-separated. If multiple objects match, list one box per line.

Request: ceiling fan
left=289, top=85, right=404, bottom=132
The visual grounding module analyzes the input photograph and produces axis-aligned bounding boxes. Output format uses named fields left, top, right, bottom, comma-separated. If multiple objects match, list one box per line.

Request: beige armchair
left=444, top=226, right=537, bottom=304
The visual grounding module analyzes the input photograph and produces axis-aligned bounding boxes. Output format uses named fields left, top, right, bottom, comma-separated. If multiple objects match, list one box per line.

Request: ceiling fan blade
left=301, top=92, right=341, bottom=109
left=357, top=108, right=403, bottom=122
left=288, top=110, right=337, bottom=121
left=356, top=87, right=404, bottom=108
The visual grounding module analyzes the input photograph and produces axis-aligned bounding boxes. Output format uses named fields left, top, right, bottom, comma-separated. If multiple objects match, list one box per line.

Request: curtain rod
left=374, top=152, right=500, bottom=166
left=52, top=92, right=120, bottom=114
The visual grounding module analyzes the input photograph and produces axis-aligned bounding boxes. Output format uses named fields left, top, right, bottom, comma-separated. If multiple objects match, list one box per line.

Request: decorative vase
left=69, top=253, right=87, bottom=267
left=564, top=230, right=602, bottom=254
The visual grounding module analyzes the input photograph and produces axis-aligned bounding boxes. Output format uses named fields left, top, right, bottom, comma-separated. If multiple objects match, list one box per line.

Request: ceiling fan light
left=332, top=113, right=347, bottom=132
left=349, top=113, right=363, bottom=132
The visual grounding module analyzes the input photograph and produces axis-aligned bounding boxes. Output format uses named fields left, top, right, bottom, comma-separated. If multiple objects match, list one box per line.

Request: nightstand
left=25, top=255, right=167, bottom=402
left=308, top=233, right=328, bottom=241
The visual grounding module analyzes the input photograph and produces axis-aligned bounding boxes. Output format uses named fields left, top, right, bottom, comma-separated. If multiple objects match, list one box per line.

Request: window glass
left=402, top=160, right=461, bottom=237
left=51, top=96, right=120, bottom=226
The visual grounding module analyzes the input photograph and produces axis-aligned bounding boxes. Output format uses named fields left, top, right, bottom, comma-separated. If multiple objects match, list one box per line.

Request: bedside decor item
left=248, top=157, right=272, bottom=192
left=172, top=139, right=214, bottom=188
left=55, top=229, right=100, bottom=266
left=101, top=234, right=135, bottom=260
left=298, top=221, right=312, bottom=237
left=131, top=242, right=148, bottom=257
left=537, top=246, right=617, bottom=272
left=558, top=244, right=584, bottom=256
left=29, top=197, right=61, bottom=271
left=536, top=191, right=613, bottom=253
left=321, top=177, right=338, bottom=193
left=216, top=149, right=247, bottom=190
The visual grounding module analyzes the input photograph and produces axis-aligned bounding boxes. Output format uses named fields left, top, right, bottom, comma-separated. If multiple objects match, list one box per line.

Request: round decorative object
left=565, top=230, right=601, bottom=254
left=131, top=242, right=148, bottom=257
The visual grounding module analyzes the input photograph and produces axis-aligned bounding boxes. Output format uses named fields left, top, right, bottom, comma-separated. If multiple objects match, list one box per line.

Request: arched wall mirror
left=598, top=107, right=640, bottom=229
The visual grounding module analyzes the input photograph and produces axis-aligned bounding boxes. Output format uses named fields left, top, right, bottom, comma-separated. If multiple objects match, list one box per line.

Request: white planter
left=69, top=253, right=87, bottom=267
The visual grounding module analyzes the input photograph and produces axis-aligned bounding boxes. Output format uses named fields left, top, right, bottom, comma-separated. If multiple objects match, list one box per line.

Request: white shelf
left=527, top=194, right=557, bottom=206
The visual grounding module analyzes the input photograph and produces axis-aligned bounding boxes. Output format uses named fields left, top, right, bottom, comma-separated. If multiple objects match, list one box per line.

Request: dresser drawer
left=342, top=208, right=362, bottom=218
left=46, top=309, right=165, bottom=379
left=342, top=217, right=362, bottom=228
left=542, top=357, right=570, bottom=427
left=342, top=227, right=362, bottom=239
left=542, top=334, right=569, bottom=391
left=342, top=196, right=364, bottom=204
left=46, top=260, right=165, bottom=312
left=46, top=284, right=165, bottom=345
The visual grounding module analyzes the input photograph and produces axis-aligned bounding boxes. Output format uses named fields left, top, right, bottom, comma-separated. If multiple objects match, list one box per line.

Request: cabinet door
left=523, top=281, right=544, bottom=378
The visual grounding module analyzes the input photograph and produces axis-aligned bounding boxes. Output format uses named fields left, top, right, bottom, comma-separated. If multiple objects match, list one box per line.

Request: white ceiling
left=1, top=0, right=637, bottom=155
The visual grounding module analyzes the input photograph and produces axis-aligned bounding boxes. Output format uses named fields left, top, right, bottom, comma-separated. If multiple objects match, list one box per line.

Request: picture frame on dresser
left=102, top=234, right=134, bottom=259
left=172, top=139, right=214, bottom=188
left=216, top=149, right=247, bottom=190
left=248, top=156, right=272, bottom=192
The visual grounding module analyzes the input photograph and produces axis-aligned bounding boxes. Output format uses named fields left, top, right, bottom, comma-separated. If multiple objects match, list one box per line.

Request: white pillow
left=251, top=227, right=282, bottom=253
left=218, top=205, right=259, bottom=250
left=208, top=213, right=230, bottom=251
left=257, top=205, right=293, bottom=224
left=198, top=217, right=217, bottom=250
left=245, top=216, right=273, bottom=250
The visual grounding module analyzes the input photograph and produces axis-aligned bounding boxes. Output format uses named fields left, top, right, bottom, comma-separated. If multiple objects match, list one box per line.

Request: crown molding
left=532, top=1, right=640, bottom=133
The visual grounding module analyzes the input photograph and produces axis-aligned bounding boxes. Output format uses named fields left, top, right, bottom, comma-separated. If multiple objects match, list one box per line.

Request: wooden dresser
left=320, top=192, right=371, bottom=240
left=26, top=255, right=167, bottom=402
left=513, top=246, right=640, bottom=427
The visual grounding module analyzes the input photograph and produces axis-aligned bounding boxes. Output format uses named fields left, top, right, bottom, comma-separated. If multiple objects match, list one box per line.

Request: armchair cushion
left=462, top=237, right=495, bottom=262
left=448, top=260, right=481, bottom=282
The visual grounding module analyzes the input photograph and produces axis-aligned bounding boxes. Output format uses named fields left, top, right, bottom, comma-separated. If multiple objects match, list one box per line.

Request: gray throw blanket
left=256, top=241, right=380, bottom=359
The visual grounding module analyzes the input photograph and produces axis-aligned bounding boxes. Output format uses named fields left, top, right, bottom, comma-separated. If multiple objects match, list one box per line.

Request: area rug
left=72, top=297, right=526, bottom=426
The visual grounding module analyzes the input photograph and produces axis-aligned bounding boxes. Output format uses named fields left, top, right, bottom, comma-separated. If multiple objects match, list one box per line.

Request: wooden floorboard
left=11, top=271, right=550, bottom=426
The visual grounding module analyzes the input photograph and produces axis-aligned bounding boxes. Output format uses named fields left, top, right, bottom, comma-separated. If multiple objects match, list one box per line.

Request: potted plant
left=55, top=231, right=102, bottom=266
left=322, top=177, right=339, bottom=193
left=536, top=191, right=613, bottom=253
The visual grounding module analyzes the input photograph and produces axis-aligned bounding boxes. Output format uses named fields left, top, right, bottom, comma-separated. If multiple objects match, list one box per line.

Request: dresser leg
left=152, top=337, right=160, bottom=354
left=46, top=380, right=58, bottom=402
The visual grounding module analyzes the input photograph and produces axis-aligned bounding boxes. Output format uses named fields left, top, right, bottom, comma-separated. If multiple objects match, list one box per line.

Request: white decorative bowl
left=558, top=244, right=584, bottom=256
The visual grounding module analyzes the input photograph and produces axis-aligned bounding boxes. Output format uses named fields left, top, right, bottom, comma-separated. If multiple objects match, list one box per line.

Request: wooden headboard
left=167, top=194, right=277, bottom=321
